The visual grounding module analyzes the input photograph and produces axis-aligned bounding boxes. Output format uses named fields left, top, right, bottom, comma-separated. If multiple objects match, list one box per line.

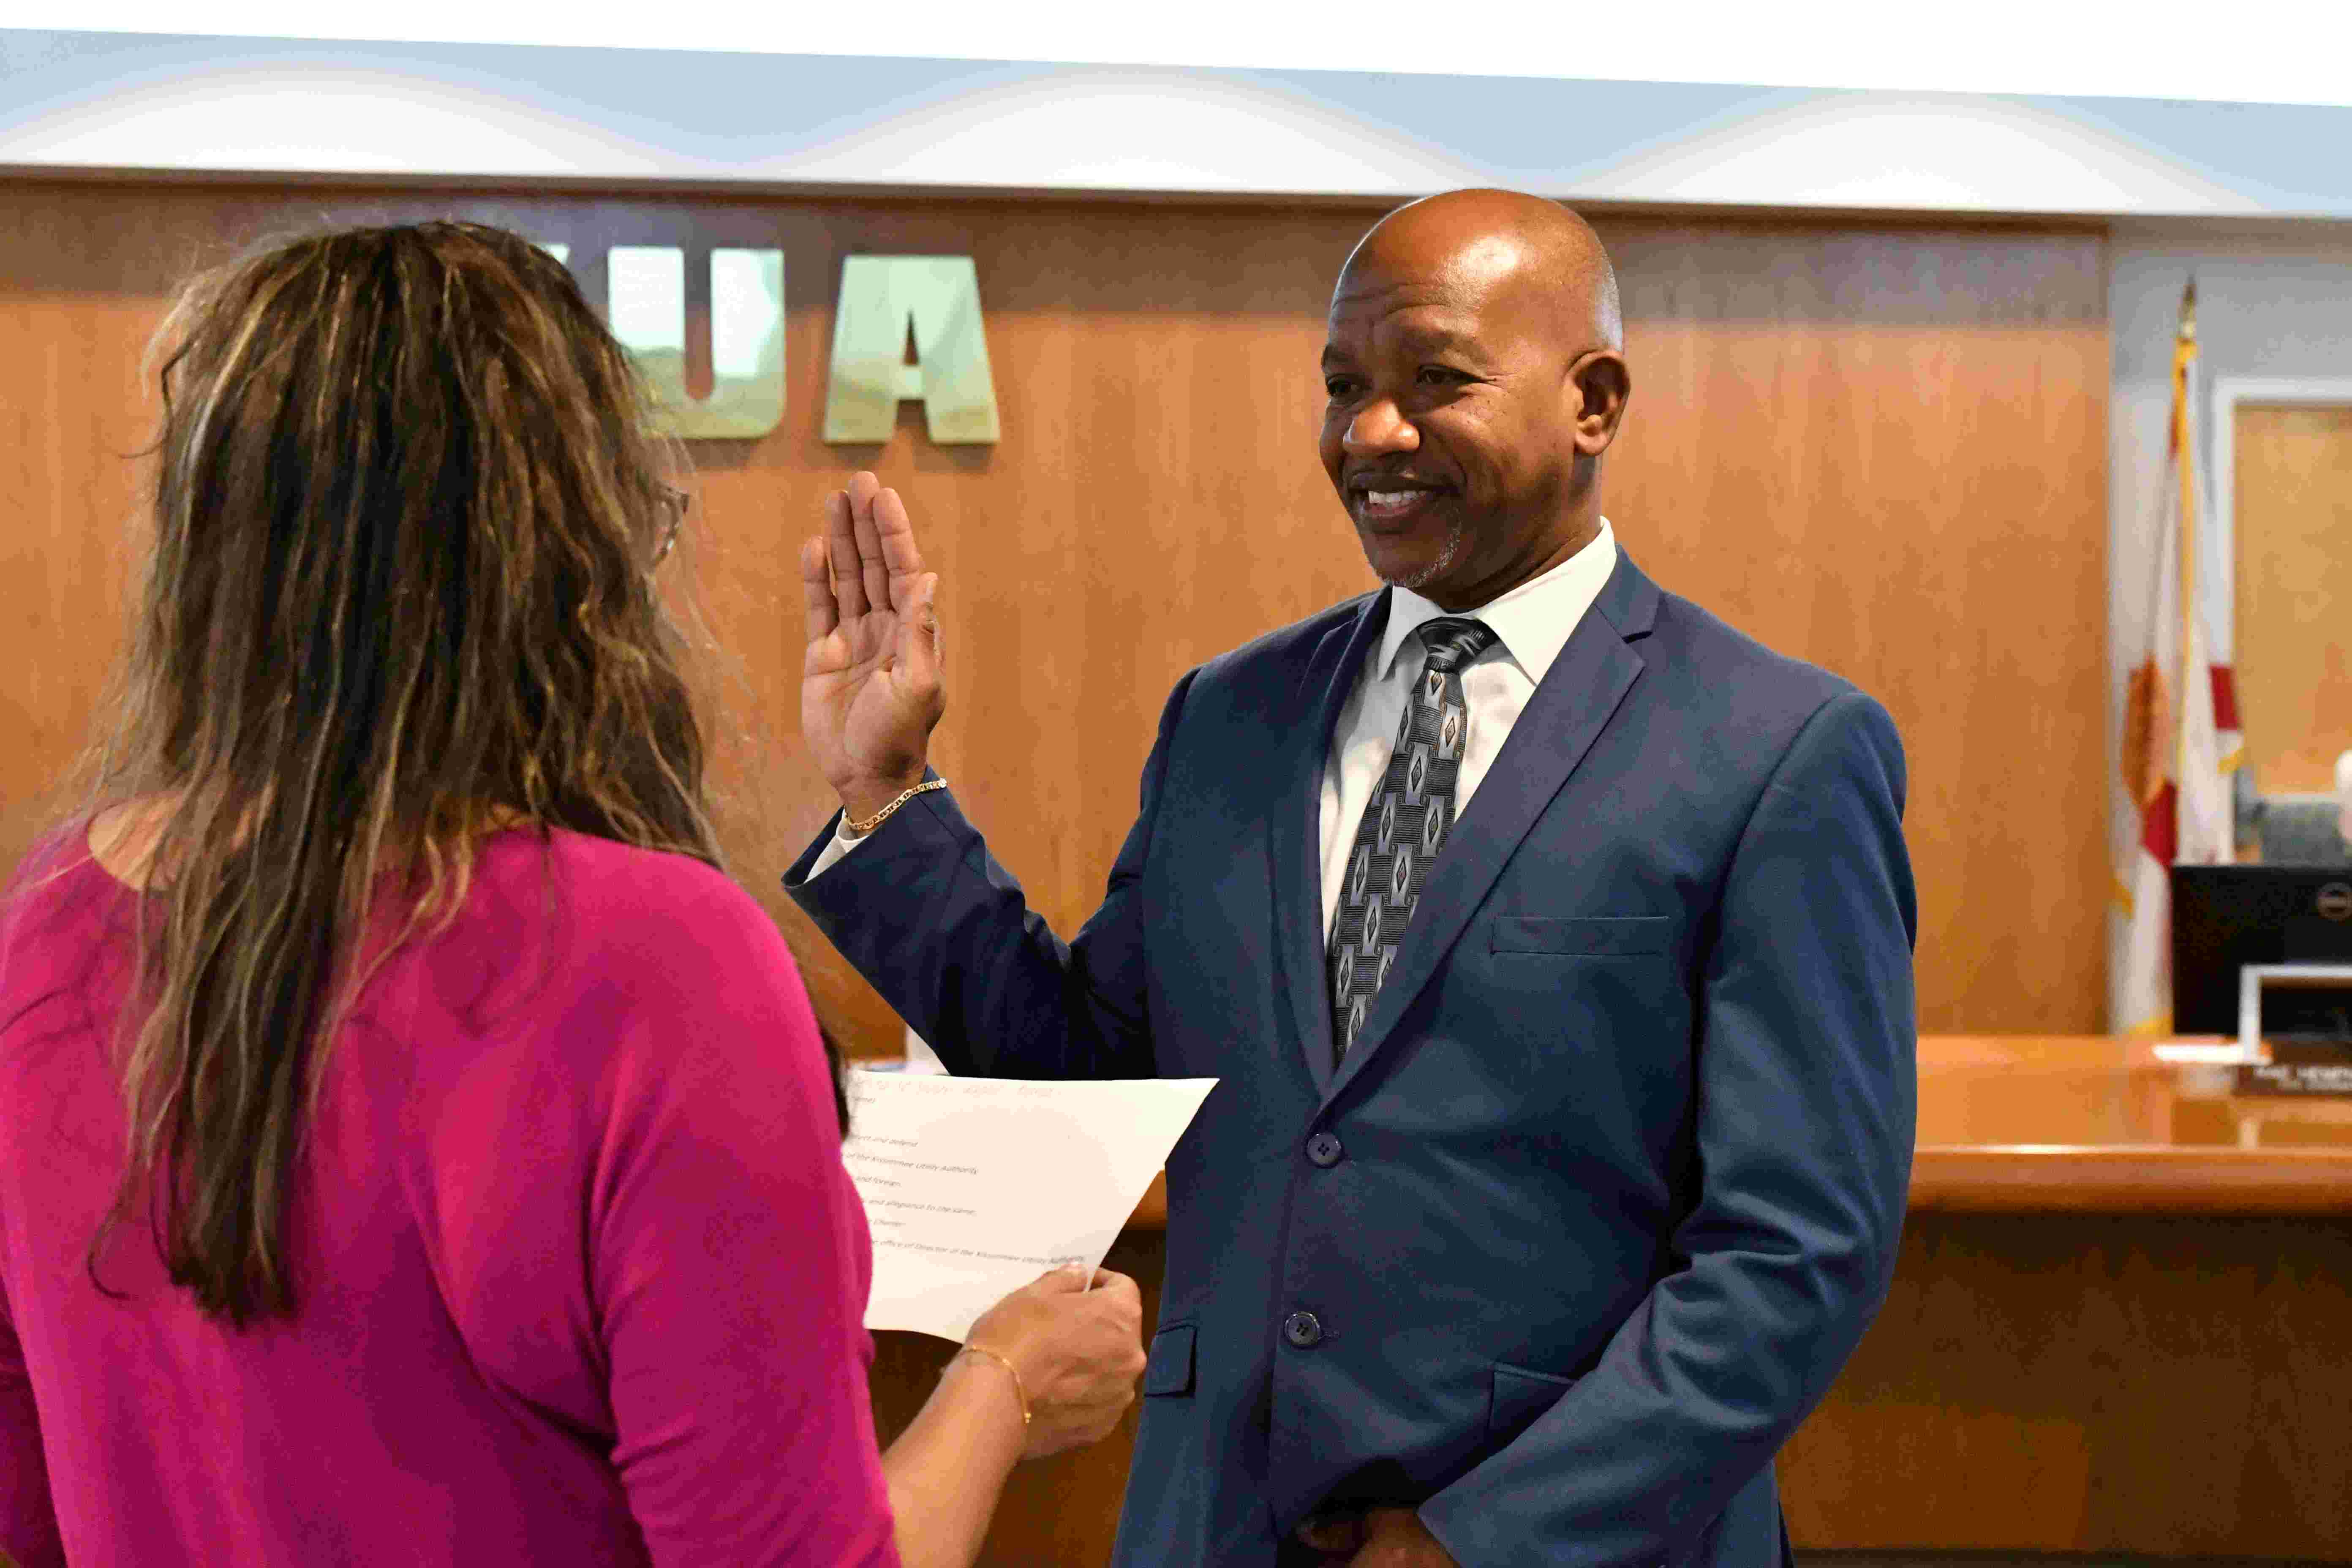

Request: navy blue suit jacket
left=787, top=553, right=1917, bottom=1567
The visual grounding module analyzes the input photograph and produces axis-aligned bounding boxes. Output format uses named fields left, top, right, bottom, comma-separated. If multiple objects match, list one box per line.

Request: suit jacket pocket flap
left=1487, top=1360, right=1579, bottom=1440
left=1491, top=915, right=1669, bottom=956
left=1144, top=1323, right=1196, bottom=1397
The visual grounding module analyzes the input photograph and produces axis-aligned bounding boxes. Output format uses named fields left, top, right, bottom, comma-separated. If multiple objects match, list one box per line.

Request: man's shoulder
left=1645, top=583, right=1867, bottom=714
left=1187, top=592, right=1378, bottom=695
left=1636, top=581, right=1901, bottom=780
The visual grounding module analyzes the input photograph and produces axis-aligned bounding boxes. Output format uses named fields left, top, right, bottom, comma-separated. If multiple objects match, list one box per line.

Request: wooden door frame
left=2210, top=374, right=2352, bottom=799
left=2211, top=373, right=2352, bottom=637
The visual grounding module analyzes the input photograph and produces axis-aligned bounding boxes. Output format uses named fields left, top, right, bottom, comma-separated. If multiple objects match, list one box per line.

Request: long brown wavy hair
left=81, top=220, right=820, bottom=1327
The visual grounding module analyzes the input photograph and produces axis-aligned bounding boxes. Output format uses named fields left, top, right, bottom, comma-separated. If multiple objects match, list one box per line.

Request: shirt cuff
left=805, top=817, right=867, bottom=879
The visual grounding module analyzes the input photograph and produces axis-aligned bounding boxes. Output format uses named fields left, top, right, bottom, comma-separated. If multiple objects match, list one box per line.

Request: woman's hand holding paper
left=967, top=1263, right=1148, bottom=1460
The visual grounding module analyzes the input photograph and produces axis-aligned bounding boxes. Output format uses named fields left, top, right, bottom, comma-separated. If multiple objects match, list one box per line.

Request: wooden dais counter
left=1780, top=1035, right=2352, bottom=1559
left=1907, top=1032, right=2352, bottom=1213
left=870, top=1038, right=2352, bottom=1563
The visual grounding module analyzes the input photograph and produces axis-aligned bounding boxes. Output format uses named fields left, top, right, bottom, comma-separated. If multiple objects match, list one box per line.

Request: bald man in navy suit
left=789, top=190, right=1916, bottom=1568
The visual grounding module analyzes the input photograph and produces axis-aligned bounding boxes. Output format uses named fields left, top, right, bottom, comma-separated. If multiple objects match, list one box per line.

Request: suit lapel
left=1321, top=553, right=1662, bottom=1107
left=1271, top=591, right=1391, bottom=1097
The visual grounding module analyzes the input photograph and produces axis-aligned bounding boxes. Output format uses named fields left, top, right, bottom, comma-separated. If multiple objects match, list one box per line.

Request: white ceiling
left=13, top=0, right=2352, bottom=108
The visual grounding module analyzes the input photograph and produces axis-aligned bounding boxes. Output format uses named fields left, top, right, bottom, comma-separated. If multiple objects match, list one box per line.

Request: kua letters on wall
left=540, top=245, right=1001, bottom=444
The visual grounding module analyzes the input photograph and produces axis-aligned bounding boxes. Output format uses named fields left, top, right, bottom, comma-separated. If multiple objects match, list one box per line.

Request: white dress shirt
left=1315, top=520, right=1616, bottom=937
left=810, top=520, right=1620, bottom=913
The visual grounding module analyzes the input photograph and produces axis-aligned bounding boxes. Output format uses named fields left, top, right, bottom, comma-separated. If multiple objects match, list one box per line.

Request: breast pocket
left=1463, top=912, right=1691, bottom=1128
left=1489, top=915, right=1671, bottom=958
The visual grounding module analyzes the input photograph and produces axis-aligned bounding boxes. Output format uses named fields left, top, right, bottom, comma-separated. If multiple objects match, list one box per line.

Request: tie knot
left=1418, top=617, right=1497, bottom=675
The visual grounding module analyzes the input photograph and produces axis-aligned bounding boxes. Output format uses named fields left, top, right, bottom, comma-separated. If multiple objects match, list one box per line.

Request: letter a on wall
left=822, top=256, right=1002, bottom=445
left=607, top=247, right=787, bottom=440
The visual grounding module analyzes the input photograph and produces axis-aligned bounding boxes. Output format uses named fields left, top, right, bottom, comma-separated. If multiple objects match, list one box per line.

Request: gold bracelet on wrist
left=844, top=777, right=946, bottom=838
left=957, top=1342, right=1032, bottom=1429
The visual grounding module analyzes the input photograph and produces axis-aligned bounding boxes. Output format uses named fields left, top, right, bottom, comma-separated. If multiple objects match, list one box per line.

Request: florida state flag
left=2113, top=281, right=2242, bottom=1034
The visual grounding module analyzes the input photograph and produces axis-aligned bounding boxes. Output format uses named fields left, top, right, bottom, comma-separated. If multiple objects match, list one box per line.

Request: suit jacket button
left=1306, top=1132, right=1344, bottom=1168
left=1283, top=1310, right=1323, bottom=1348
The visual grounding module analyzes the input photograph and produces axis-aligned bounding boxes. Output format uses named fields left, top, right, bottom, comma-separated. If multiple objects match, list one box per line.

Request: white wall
left=2107, top=225, right=2352, bottom=1025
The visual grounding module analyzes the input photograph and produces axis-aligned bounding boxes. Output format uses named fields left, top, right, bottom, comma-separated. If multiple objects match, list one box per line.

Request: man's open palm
left=800, top=472, right=945, bottom=817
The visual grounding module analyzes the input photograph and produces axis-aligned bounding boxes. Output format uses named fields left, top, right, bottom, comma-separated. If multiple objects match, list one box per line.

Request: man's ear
left=1568, top=350, right=1631, bottom=456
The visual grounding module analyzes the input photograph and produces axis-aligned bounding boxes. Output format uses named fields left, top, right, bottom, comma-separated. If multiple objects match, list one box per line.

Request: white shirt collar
left=1374, top=518, right=1618, bottom=688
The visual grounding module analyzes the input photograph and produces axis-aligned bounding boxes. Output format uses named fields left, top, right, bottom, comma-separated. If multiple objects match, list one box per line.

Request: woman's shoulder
left=382, top=828, right=821, bottom=1104
left=0, top=819, right=120, bottom=1028
left=1, top=817, right=112, bottom=937
left=4, top=819, right=96, bottom=893
left=511, top=826, right=743, bottom=904
left=468, top=827, right=800, bottom=983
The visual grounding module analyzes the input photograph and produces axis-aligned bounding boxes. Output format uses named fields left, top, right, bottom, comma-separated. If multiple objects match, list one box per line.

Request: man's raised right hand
left=799, top=472, right=946, bottom=824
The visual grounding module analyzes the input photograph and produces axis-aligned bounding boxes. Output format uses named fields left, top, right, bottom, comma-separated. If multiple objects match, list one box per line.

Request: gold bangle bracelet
left=844, top=777, right=946, bottom=838
left=957, top=1342, right=1032, bottom=1429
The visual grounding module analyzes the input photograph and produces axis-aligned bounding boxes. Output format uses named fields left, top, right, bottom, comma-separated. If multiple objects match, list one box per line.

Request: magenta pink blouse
left=0, top=825, right=899, bottom=1566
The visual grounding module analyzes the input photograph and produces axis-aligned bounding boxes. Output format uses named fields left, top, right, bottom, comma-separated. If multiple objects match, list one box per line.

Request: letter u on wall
left=607, top=246, right=787, bottom=440
left=822, top=256, right=1002, bottom=445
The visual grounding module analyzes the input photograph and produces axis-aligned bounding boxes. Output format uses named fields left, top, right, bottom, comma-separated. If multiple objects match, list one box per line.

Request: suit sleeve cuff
left=783, top=769, right=952, bottom=891
left=804, top=817, right=866, bottom=880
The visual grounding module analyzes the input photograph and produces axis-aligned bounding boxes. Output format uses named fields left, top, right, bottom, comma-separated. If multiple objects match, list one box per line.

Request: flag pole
left=2173, top=278, right=2199, bottom=830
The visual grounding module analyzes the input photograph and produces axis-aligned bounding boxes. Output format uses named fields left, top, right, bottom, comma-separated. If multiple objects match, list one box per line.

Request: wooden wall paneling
left=2232, top=403, right=2352, bottom=796
left=1599, top=223, right=2110, bottom=1034
left=0, top=270, right=145, bottom=856
left=1, top=180, right=2107, bottom=1040
left=1780, top=1212, right=2352, bottom=1559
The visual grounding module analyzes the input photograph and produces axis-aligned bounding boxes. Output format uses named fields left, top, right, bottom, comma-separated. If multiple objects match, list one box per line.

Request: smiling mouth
left=1350, top=483, right=1452, bottom=527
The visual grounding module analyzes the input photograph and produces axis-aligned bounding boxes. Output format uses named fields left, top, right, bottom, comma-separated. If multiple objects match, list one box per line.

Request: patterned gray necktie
left=1328, top=615, right=1498, bottom=1063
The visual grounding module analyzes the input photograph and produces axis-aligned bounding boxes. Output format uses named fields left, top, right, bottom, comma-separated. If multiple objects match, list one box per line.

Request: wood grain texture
left=0, top=179, right=2106, bottom=1039
left=2232, top=403, right=2352, bottom=795
left=1910, top=1033, right=2352, bottom=1211
left=1600, top=223, right=2111, bottom=1034
left=1910, top=1146, right=2352, bottom=1213
left=1780, top=1211, right=2352, bottom=1559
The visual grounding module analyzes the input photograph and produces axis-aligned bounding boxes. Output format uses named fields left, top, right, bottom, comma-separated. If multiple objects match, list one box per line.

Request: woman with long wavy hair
left=0, top=220, right=1143, bottom=1568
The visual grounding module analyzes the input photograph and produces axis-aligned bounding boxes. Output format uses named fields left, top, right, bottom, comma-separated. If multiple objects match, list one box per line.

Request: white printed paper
left=842, top=1072, right=1217, bottom=1341
left=901, top=1024, right=947, bottom=1074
